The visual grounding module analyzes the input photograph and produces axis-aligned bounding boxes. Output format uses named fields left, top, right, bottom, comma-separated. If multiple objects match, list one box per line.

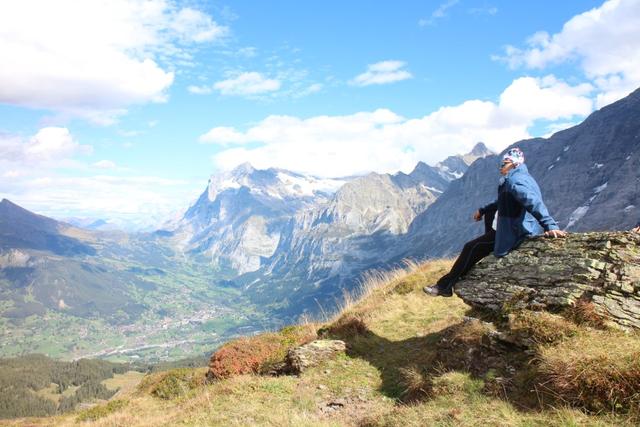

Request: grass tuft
left=538, top=329, right=640, bottom=414
left=563, top=298, right=609, bottom=329
left=507, top=310, right=579, bottom=346
left=75, top=399, right=128, bottom=422
left=318, top=313, right=370, bottom=340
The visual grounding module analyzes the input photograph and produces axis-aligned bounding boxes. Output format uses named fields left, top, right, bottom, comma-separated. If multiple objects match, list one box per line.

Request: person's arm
left=478, top=200, right=497, bottom=216
left=510, top=179, right=560, bottom=232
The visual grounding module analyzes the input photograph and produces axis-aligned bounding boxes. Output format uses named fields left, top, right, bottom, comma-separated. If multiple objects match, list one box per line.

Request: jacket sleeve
left=479, top=200, right=497, bottom=216
left=510, top=179, right=559, bottom=231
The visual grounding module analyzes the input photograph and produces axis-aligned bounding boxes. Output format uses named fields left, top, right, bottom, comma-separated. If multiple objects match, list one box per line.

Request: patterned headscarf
left=502, top=147, right=525, bottom=167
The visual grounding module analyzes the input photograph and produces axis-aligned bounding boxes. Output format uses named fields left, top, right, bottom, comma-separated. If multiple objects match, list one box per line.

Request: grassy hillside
left=3, top=260, right=638, bottom=426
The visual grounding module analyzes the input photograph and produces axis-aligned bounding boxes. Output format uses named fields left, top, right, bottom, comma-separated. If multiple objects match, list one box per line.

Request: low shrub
left=207, top=324, right=316, bottom=380
left=507, top=310, right=578, bottom=346
left=137, top=368, right=206, bottom=400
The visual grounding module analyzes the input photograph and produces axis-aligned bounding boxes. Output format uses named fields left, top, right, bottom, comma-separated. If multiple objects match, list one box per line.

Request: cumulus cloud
left=351, top=61, right=413, bottom=86
left=213, top=72, right=281, bottom=96
left=0, top=127, right=92, bottom=165
left=0, top=0, right=227, bottom=123
left=201, top=76, right=592, bottom=177
left=497, top=0, right=640, bottom=107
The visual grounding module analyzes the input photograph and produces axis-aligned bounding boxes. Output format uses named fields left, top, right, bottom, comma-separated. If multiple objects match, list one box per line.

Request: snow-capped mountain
left=171, top=163, right=348, bottom=274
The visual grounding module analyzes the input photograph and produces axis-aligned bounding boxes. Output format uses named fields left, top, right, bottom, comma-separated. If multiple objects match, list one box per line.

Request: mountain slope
left=0, top=199, right=95, bottom=256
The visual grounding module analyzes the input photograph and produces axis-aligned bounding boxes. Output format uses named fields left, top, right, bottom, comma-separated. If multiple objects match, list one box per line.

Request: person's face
left=500, top=160, right=515, bottom=176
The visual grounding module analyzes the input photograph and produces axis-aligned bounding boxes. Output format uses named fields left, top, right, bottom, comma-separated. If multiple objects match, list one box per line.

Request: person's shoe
left=423, top=285, right=453, bottom=297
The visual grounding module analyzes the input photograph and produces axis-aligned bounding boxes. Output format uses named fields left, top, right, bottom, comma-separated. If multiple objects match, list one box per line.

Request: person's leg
left=425, top=230, right=495, bottom=296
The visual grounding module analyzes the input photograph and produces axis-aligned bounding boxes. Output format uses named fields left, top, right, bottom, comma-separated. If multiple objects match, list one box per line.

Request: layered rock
left=455, top=232, right=640, bottom=330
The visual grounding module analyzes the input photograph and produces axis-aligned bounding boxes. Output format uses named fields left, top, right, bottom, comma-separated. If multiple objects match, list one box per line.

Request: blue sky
left=1, top=0, right=638, bottom=228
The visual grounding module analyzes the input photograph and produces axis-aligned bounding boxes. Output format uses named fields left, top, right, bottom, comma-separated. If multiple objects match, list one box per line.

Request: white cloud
left=0, top=174, right=200, bottom=231
left=170, top=8, right=227, bottom=43
left=93, top=160, right=117, bottom=169
left=0, top=0, right=227, bottom=123
left=213, top=72, right=281, bottom=96
left=187, top=85, right=214, bottom=95
left=419, top=0, right=459, bottom=26
left=351, top=61, right=413, bottom=86
left=0, top=128, right=199, bottom=230
left=0, top=127, right=92, bottom=165
left=201, top=76, right=592, bottom=177
left=498, top=0, right=640, bottom=108
left=498, top=75, right=593, bottom=121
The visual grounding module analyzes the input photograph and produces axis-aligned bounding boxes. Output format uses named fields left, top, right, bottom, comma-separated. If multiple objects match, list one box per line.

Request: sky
left=1, top=0, right=639, bottom=229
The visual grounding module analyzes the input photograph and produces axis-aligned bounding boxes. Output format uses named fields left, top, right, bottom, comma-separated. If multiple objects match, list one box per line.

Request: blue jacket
left=480, top=164, right=559, bottom=257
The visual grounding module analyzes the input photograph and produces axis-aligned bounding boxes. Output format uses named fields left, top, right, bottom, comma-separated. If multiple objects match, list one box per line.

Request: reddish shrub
left=207, top=325, right=316, bottom=381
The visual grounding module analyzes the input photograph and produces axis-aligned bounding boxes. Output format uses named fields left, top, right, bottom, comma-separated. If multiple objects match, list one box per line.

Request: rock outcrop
left=455, top=232, right=640, bottom=330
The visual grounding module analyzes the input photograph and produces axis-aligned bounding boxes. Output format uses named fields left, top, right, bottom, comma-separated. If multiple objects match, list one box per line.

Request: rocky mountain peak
left=435, top=142, right=494, bottom=181
left=469, top=142, right=491, bottom=157
left=232, top=162, right=256, bottom=175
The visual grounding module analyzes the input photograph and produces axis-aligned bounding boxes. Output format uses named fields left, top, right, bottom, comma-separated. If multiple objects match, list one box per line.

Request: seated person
left=424, top=147, right=567, bottom=297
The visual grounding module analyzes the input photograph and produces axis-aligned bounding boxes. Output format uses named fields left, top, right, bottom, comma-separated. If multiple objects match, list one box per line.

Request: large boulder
left=455, top=232, right=640, bottom=330
left=284, top=340, right=346, bottom=374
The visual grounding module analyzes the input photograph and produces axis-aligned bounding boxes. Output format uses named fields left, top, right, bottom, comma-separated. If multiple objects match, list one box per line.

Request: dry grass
left=563, top=299, right=609, bottom=329
left=537, top=329, right=640, bottom=415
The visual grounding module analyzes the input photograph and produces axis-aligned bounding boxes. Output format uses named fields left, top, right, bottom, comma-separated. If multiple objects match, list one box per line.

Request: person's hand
left=544, top=229, right=567, bottom=238
left=473, top=210, right=482, bottom=222
left=632, top=226, right=640, bottom=233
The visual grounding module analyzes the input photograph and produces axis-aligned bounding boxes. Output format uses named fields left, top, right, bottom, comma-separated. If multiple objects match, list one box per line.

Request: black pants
left=436, top=209, right=497, bottom=292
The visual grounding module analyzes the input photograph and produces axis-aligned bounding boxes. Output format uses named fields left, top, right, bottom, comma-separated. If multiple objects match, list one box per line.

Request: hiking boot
left=423, top=285, right=453, bottom=297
